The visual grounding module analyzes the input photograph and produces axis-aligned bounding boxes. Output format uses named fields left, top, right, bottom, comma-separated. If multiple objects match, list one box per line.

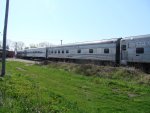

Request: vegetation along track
left=0, top=60, right=150, bottom=113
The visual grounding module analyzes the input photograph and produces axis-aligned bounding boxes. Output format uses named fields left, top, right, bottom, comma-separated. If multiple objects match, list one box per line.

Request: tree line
left=0, top=40, right=52, bottom=51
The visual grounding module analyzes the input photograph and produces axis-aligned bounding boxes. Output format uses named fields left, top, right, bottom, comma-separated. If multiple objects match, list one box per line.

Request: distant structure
left=0, top=48, right=15, bottom=58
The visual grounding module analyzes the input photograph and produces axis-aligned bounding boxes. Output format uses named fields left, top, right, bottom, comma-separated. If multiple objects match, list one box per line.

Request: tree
left=29, top=44, right=37, bottom=48
left=6, top=39, right=13, bottom=50
left=38, top=42, right=50, bottom=48
left=24, top=47, right=29, bottom=49
left=11, top=41, right=25, bottom=51
left=0, top=41, right=2, bottom=48
left=16, top=41, right=24, bottom=50
left=6, top=45, right=9, bottom=50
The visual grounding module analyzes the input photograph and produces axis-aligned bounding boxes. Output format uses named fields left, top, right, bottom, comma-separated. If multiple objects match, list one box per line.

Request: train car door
left=121, top=41, right=128, bottom=65
left=134, top=42, right=145, bottom=62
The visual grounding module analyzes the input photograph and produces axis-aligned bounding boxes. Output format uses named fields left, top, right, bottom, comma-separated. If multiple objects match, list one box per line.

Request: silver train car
left=47, top=38, right=121, bottom=64
left=25, top=48, right=47, bottom=58
left=17, top=34, right=150, bottom=69
left=120, top=34, right=150, bottom=65
left=17, top=48, right=47, bottom=59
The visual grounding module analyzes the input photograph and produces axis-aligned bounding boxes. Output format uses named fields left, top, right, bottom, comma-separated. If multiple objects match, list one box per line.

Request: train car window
left=121, top=45, right=126, bottom=50
left=58, top=50, right=60, bottom=54
left=51, top=51, right=53, bottom=53
left=55, top=51, right=57, bottom=54
left=62, top=50, right=64, bottom=53
left=104, top=48, right=109, bottom=53
left=136, top=48, right=144, bottom=54
left=89, top=49, right=93, bottom=53
left=77, top=49, right=81, bottom=53
left=66, top=50, right=69, bottom=53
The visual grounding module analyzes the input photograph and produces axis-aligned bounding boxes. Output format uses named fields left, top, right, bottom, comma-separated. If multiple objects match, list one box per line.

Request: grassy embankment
left=0, top=61, right=150, bottom=113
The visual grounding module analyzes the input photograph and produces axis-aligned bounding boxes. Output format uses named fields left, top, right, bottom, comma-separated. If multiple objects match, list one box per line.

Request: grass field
left=0, top=61, right=150, bottom=113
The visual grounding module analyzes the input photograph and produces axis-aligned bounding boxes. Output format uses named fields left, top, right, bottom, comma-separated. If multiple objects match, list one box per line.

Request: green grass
left=0, top=61, right=150, bottom=113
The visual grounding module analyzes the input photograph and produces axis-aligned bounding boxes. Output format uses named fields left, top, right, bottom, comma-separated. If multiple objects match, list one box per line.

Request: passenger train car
left=17, top=34, right=150, bottom=70
left=47, top=38, right=121, bottom=65
left=25, top=48, right=47, bottom=58
left=17, top=47, right=47, bottom=59
left=120, top=35, right=150, bottom=65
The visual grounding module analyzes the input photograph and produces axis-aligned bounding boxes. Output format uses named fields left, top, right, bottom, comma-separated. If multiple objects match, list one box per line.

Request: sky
left=0, top=0, right=150, bottom=47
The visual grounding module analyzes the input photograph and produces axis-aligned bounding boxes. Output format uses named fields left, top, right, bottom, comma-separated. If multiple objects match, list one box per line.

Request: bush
left=44, top=62, right=150, bottom=85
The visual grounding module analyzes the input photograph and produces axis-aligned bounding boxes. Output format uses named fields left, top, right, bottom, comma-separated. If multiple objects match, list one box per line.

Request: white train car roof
left=25, top=47, right=46, bottom=51
left=121, top=34, right=150, bottom=41
left=49, top=38, right=119, bottom=48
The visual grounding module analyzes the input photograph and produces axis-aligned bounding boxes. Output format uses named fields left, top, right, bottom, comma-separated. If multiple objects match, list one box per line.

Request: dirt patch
left=25, top=64, right=34, bottom=66
left=16, top=67, right=26, bottom=71
left=7, top=58, right=40, bottom=64
left=112, top=88, right=120, bottom=93
left=128, top=93, right=138, bottom=98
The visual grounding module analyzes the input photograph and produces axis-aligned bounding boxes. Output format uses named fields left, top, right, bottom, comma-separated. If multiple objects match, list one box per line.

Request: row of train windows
left=49, top=48, right=110, bottom=54
left=26, top=51, right=43, bottom=53
left=50, top=50, right=69, bottom=54
left=122, top=45, right=144, bottom=54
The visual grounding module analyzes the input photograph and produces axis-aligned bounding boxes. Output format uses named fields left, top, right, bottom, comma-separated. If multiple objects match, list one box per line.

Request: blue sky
left=0, top=0, right=150, bottom=46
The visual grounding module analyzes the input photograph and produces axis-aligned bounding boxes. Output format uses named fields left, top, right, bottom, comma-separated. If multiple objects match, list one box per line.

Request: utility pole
left=1, top=0, right=9, bottom=76
left=15, top=42, right=17, bottom=57
left=61, top=40, right=62, bottom=46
